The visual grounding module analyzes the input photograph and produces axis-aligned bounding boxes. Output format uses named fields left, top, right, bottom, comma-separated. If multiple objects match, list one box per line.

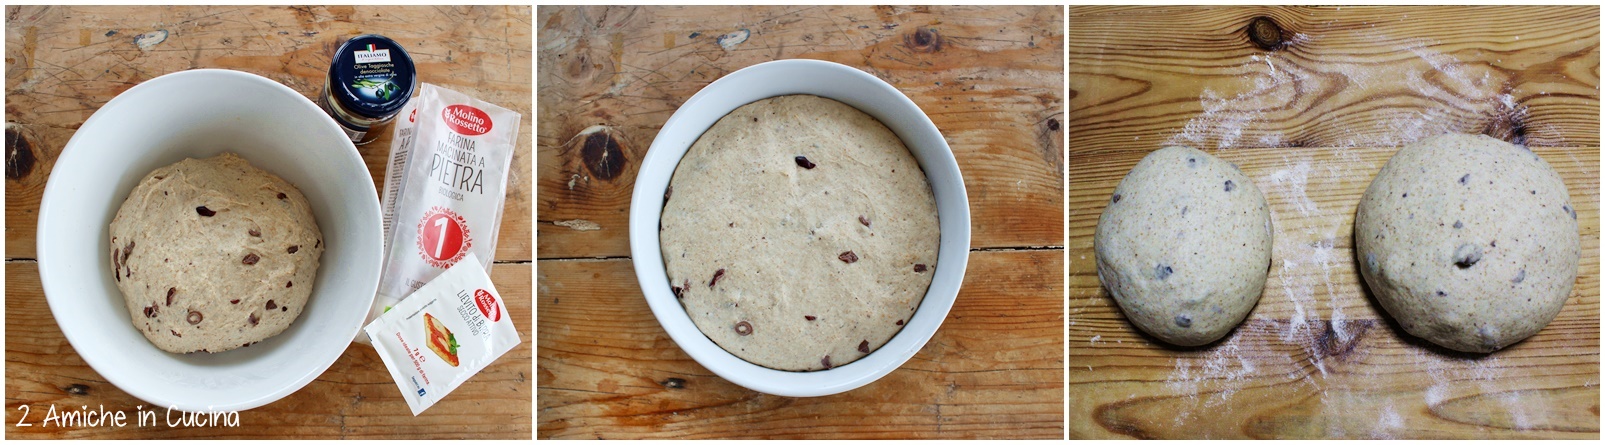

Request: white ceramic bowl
left=37, top=69, right=382, bottom=412
left=629, top=59, right=971, bottom=396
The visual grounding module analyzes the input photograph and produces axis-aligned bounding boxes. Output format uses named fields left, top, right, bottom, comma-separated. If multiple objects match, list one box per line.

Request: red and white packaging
left=369, top=83, right=519, bottom=328
left=365, top=253, right=521, bottom=415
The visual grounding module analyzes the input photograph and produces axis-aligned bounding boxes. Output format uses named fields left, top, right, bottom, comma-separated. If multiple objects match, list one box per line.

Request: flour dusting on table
left=1155, top=28, right=1556, bottom=435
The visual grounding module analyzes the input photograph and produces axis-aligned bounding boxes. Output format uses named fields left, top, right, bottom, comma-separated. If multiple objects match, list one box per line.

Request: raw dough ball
left=110, top=153, right=323, bottom=354
left=660, top=95, right=939, bottom=371
left=1095, top=146, right=1272, bottom=346
left=1355, top=133, right=1579, bottom=353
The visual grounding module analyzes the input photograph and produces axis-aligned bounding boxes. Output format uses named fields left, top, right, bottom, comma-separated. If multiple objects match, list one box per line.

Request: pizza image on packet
left=365, top=253, right=520, bottom=415
left=423, top=313, right=459, bottom=367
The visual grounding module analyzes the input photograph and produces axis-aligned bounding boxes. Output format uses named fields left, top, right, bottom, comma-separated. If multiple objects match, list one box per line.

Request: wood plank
left=4, top=262, right=533, bottom=439
left=1069, top=6, right=1600, bottom=154
left=537, top=249, right=1064, bottom=439
left=1068, top=145, right=1600, bottom=439
left=536, top=5, right=1064, bottom=259
left=4, top=5, right=534, bottom=262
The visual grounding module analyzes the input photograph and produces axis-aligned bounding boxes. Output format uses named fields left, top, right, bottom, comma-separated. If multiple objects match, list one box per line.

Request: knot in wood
left=905, top=27, right=943, bottom=53
left=63, top=383, right=90, bottom=396
left=1246, top=16, right=1286, bottom=51
left=571, top=126, right=628, bottom=181
left=6, top=124, right=37, bottom=180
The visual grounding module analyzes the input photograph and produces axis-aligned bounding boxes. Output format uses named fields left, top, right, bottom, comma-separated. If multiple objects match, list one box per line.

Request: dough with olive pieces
left=659, top=94, right=939, bottom=371
left=1095, top=146, right=1272, bottom=346
left=110, top=153, right=323, bottom=354
left=1356, top=133, right=1579, bottom=353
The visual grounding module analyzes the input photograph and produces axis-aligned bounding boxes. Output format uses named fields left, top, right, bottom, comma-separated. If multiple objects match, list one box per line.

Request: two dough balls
left=1096, top=134, right=1580, bottom=353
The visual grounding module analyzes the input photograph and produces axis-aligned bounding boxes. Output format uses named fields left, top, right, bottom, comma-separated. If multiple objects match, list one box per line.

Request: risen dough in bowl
left=110, top=153, right=323, bottom=354
left=659, top=95, right=939, bottom=371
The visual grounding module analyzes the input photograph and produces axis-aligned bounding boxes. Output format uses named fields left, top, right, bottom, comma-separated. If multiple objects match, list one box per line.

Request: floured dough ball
left=110, top=153, right=323, bottom=354
left=660, top=95, right=939, bottom=371
left=1356, top=133, right=1579, bottom=353
left=1095, top=146, right=1272, bottom=346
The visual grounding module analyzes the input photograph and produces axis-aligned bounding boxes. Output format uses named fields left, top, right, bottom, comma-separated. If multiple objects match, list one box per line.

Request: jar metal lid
left=327, top=34, right=416, bottom=119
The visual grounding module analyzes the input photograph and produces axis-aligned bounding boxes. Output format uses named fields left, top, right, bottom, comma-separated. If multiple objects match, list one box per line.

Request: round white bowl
left=628, top=59, right=971, bottom=397
left=37, top=69, right=382, bottom=412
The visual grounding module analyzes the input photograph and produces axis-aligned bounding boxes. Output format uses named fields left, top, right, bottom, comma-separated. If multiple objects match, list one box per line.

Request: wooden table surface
left=4, top=6, right=533, bottom=439
left=1069, top=6, right=1599, bottom=439
left=537, top=6, right=1064, bottom=439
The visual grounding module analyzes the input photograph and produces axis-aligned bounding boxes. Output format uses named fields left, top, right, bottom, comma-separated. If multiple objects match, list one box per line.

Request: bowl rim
left=628, top=59, right=971, bottom=397
left=36, top=68, right=376, bottom=412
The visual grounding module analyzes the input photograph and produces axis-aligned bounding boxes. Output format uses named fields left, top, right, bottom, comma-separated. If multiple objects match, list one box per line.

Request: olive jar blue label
left=329, top=34, right=416, bottom=119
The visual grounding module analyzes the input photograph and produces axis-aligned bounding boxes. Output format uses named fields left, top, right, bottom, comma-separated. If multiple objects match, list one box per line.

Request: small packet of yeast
left=365, top=253, right=521, bottom=415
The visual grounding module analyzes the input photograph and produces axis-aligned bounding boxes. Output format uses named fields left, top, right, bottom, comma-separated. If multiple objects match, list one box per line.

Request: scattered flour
left=1153, top=27, right=1571, bottom=437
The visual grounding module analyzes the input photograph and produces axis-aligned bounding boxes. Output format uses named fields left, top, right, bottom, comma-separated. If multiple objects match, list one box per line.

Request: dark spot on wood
left=6, top=125, right=37, bottom=180
left=1316, top=319, right=1374, bottom=359
left=578, top=128, right=627, bottom=181
left=688, top=32, right=700, bottom=39
left=1246, top=16, right=1286, bottom=50
left=1047, top=118, right=1060, bottom=131
left=905, top=27, right=942, bottom=53
left=661, top=377, right=686, bottom=389
left=64, top=383, right=90, bottom=396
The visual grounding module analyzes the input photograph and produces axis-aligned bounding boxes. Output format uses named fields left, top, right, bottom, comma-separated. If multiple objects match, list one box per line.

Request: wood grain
left=3, top=5, right=533, bottom=439
left=537, top=250, right=1063, bottom=439
left=1070, top=6, right=1600, bottom=155
left=1069, top=6, right=1599, bottom=439
left=5, top=262, right=533, bottom=439
left=4, top=5, right=534, bottom=262
left=537, top=5, right=1064, bottom=259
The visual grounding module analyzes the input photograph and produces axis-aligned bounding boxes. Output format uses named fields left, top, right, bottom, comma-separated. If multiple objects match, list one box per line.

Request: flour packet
left=365, top=253, right=521, bottom=416
left=370, top=83, right=520, bottom=330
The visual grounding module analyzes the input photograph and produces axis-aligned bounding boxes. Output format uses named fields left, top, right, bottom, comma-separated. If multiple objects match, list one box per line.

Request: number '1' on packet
left=365, top=253, right=521, bottom=416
